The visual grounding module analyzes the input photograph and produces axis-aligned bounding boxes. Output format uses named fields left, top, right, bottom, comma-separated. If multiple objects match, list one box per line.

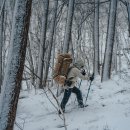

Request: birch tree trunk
left=63, top=0, right=75, bottom=53
left=102, top=0, right=118, bottom=81
left=43, top=0, right=58, bottom=87
left=0, top=0, right=4, bottom=92
left=0, top=0, right=32, bottom=129
left=37, top=0, right=49, bottom=88
left=94, top=0, right=100, bottom=75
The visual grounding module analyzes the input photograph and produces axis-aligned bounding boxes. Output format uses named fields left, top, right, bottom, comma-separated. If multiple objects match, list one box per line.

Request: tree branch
left=76, top=0, right=110, bottom=5
left=119, top=0, right=127, bottom=6
left=0, top=0, right=6, bottom=17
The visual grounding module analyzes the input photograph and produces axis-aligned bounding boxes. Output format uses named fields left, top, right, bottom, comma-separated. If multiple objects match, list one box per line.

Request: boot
left=78, top=100, right=84, bottom=108
left=79, top=104, right=84, bottom=108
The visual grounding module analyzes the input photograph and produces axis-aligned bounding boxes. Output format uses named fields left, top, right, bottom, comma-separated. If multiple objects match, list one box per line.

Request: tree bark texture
left=126, top=2, right=130, bottom=37
left=0, top=0, right=32, bottom=129
left=0, top=0, right=4, bottom=92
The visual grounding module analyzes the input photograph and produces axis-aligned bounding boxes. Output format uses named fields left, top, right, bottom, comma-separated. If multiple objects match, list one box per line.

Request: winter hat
left=74, top=59, right=84, bottom=69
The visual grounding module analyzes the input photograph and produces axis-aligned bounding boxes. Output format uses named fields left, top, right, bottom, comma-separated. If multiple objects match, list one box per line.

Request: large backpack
left=53, top=53, right=72, bottom=85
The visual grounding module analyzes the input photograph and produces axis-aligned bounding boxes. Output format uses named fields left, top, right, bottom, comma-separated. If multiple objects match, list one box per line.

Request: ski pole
left=84, top=80, right=92, bottom=105
left=84, top=73, right=94, bottom=105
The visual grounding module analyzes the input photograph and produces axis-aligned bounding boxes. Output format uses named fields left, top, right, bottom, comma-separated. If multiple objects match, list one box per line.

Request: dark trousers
left=60, top=86, right=83, bottom=110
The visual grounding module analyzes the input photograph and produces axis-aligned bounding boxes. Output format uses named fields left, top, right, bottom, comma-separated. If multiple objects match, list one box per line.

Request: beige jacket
left=66, top=67, right=89, bottom=88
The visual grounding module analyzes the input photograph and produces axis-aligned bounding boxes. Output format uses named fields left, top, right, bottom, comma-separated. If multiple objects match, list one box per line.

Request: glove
left=81, top=69, right=86, bottom=76
left=89, top=73, right=94, bottom=81
left=64, top=79, right=72, bottom=86
left=89, top=76, right=94, bottom=81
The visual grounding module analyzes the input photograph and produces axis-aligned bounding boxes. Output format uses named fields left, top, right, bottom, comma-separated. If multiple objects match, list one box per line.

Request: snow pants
left=60, top=86, right=83, bottom=110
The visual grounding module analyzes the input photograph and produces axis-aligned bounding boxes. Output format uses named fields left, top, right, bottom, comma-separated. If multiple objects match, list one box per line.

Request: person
left=59, top=59, right=94, bottom=114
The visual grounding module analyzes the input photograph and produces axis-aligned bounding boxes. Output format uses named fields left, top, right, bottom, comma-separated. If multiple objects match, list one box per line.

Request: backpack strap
left=66, top=66, right=74, bottom=80
left=63, top=66, right=76, bottom=86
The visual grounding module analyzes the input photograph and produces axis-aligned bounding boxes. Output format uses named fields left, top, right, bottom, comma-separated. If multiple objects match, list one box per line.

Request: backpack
left=53, top=53, right=72, bottom=85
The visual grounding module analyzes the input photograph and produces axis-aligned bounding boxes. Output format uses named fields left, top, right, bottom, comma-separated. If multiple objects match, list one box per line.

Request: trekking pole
left=84, top=73, right=94, bottom=105
left=84, top=80, right=92, bottom=105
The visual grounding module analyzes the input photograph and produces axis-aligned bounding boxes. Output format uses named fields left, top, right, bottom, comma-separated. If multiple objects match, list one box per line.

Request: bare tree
left=0, top=0, right=32, bottom=129
left=63, top=0, right=75, bottom=53
left=0, top=0, right=4, bottom=92
left=126, top=2, right=130, bottom=36
left=94, top=0, right=100, bottom=75
left=27, top=39, right=35, bottom=86
left=102, top=0, right=118, bottom=81
left=43, top=0, right=58, bottom=87
left=37, top=0, right=49, bottom=88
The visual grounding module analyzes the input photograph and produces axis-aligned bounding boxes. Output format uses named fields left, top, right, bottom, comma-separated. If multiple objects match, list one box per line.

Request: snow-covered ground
left=13, top=72, right=130, bottom=130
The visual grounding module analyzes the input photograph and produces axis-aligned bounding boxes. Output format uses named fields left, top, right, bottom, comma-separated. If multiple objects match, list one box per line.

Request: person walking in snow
left=59, top=59, right=94, bottom=114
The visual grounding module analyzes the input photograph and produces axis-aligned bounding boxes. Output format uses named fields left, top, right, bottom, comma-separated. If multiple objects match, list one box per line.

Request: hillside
left=14, top=72, right=130, bottom=130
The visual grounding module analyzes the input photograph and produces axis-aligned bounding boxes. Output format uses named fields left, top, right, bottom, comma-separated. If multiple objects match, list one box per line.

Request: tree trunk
left=51, top=36, right=56, bottom=87
left=0, top=0, right=32, bottom=129
left=102, top=0, right=118, bottom=81
left=43, top=0, right=58, bottom=87
left=63, top=0, right=75, bottom=53
left=0, top=0, right=4, bottom=92
left=27, top=38, right=35, bottom=86
left=37, top=0, right=49, bottom=88
left=126, top=2, right=130, bottom=37
left=70, top=35, right=75, bottom=61
left=116, top=30, right=122, bottom=78
left=75, top=23, right=82, bottom=60
left=114, top=30, right=118, bottom=74
left=94, top=0, right=100, bottom=75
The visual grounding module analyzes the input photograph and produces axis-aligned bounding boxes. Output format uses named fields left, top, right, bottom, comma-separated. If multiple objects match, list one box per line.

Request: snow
left=12, top=73, right=130, bottom=130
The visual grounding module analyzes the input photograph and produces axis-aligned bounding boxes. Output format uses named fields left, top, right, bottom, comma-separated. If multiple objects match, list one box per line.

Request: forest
left=0, top=0, right=130, bottom=130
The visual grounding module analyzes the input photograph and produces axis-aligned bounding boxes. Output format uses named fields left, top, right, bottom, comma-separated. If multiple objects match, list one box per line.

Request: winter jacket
left=66, top=67, right=89, bottom=88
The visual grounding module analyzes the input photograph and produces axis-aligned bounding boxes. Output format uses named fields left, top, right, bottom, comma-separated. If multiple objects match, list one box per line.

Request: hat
left=74, top=59, right=84, bottom=69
